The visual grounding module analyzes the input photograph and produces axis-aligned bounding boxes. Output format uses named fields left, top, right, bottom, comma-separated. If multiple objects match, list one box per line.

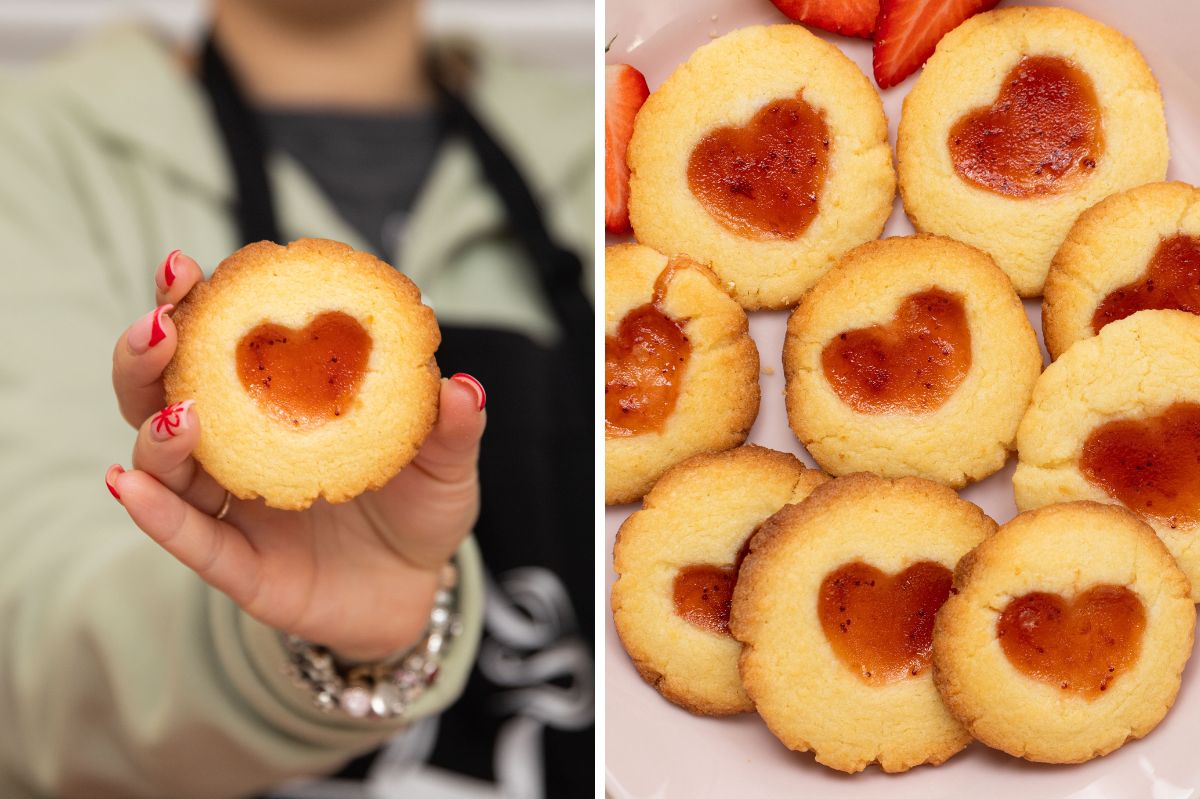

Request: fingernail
left=105, top=464, right=125, bottom=501
left=157, top=249, right=181, bottom=290
left=128, top=304, right=174, bottom=354
left=150, top=400, right=194, bottom=441
left=451, top=373, right=486, bottom=411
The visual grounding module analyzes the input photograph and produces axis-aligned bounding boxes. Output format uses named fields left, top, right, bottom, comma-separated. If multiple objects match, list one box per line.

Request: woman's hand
left=106, top=251, right=486, bottom=661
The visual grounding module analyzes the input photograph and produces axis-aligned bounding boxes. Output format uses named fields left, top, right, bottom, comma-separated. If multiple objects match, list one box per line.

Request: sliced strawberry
left=605, top=64, right=650, bottom=234
left=873, top=0, right=1001, bottom=89
left=770, top=0, right=879, bottom=39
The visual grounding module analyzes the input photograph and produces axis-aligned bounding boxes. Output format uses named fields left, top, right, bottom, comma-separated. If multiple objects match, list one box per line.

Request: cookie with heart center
left=165, top=238, right=440, bottom=510
left=1043, top=181, right=1200, bottom=358
left=784, top=235, right=1041, bottom=487
left=934, top=502, right=1194, bottom=763
left=627, top=24, right=894, bottom=310
left=897, top=6, right=1167, bottom=297
left=1014, top=309, right=1200, bottom=599
left=730, top=473, right=995, bottom=773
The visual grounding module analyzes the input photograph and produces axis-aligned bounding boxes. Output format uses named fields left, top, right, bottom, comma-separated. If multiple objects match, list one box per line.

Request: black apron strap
left=199, top=37, right=281, bottom=245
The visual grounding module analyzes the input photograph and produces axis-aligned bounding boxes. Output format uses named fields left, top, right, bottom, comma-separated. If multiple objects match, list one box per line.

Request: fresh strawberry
left=873, top=0, right=1000, bottom=89
left=770, top=0, right=879, bottom=39
left=605, top=64, right=650, bottom=234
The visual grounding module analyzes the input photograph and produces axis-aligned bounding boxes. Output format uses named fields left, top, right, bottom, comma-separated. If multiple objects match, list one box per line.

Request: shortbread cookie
left=731, top=473, right=995, bottom=773
left=605, top=244, right=759, bottom=505
left=1044, top=182, right=1200, bottom=359
left=165, top=238, right=440, bottom=510
left=934, top=502, right=1194, bottom=763
left=898, top=6, right=1167, bottom=297
left=628, top=24, right=894, bottom=310
left=784, top=236, right=1041, bottom=487
left=1014, top=310, right=1200, bottom=599
left=611, top=446, right=826, bottom=715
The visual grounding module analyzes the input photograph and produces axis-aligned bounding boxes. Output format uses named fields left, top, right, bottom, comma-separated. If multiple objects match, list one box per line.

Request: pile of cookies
left=607, top=6, right=1199, bottom=774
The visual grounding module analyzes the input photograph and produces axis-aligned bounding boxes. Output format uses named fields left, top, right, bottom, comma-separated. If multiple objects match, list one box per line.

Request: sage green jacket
left=0, top=26, right=592, bottom=799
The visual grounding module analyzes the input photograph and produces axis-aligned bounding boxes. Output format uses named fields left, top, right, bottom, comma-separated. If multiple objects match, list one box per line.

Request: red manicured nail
left=105, top=464, right=125, bottom=501
left=150, top=400, right=194, bottom=441
left=451, top=373, right=486, bottom=411
left=129, top=304, right=174, bottom=353
left=159, top=249, right=181, bottom=289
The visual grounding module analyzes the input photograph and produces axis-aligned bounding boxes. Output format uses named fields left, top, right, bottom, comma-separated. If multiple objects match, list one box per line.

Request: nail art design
left=151, top=400, right=194, bottom=440
left=160, top=249, right=181, bottom=289
left=105, top=464, right=125, bottom=501
left=451, top=372, right=487, bottom=411
left=148, top=303, right=173, bottom=348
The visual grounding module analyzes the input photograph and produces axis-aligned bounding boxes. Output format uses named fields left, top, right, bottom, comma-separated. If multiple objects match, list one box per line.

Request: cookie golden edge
left=731, top=473, right=996, bottom=773
left=1043, top=181, right=1200, bottom=360
left=605, top=243, right=760, bottom=505
left=611, top=445, right=827, bottom=716
left=897, top=6, right=1168, bottom=298
left=784, top=234, right=1042, bottom=488
left=628, top=24, right=895, bottom=311
left=165, top=238, right=441, bottom=510
left=933, top=501, right=1195, bottom=764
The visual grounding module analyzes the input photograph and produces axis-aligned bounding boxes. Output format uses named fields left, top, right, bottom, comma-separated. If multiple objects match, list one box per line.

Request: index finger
left=154, top=250, right=205, bottom=307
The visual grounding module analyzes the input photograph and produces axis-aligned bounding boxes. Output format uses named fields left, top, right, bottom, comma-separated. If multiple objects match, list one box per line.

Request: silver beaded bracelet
left=281, top=562, right=463, bottom=720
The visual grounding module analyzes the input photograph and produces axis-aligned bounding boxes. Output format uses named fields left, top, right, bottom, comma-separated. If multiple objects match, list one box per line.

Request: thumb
left=410, top=373, right=487, bottom=485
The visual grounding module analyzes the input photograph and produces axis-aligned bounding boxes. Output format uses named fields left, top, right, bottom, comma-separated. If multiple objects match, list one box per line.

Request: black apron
left=199, top=36, right=594, bottom=798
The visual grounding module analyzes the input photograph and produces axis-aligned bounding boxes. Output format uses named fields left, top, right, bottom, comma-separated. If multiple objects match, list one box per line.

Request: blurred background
left=0, top=0, right=593, bottom=72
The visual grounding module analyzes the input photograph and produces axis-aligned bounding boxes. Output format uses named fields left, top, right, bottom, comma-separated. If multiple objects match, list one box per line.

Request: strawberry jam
left=673, top=535, right=754, bottom=636
left=1092, top=235, right=1200, bottom=334
left=997, top=585, right=1145, bottom=697
left=1080, top=403, right=1200, bottom=527
left=688, top=94, right=830, bottom=239
left=605, top=260, right=696, bottom=437
left=821, top=289, right=971, bottom=414
left=236, top=311, right=371, bottom=428
left=818, top=561, right=953, bottom=684
left=949, top=56, right=1103, bottom=198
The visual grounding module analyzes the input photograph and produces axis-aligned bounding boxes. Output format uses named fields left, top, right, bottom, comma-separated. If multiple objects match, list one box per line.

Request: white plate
left=604, top=1, right=1200, bottom=796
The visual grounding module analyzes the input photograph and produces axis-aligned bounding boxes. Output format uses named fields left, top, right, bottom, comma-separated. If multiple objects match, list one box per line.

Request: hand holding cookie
left=106, top=243, right=486, bottom=661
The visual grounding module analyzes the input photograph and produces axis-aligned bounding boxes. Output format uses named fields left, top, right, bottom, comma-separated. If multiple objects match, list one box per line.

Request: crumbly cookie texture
left=611, top=446, right=826, bottom=715
left=165, top=238, right=440, bottom=510
left=605, top=243, right=760, bottom=505
left=731, top=473, right=995, bottom=773
left=784, top=235, right=1042, bottom=487
left=898, top=6, right=1167, bottom=297
left=628, top=24, right=894, bottom=310
left=1044, top=181, right=1200, bottom=359
left=934, top=502, right=1194, bottom=764
left=1013, top=310, right=1200, bottom=598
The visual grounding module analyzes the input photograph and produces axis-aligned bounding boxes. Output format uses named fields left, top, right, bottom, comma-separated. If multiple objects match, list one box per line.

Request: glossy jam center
left=821, top=289, right=971, bottom=414
left=1092, top=235, right=1200, bottom=334
left=688, top=94, right=830, bottom=239
left=672, top=536, right=754, bottom=636
left=997, top=585, right=1145, bottom=697
left=605, top=261, right=696, bottom=438
left=818, top=561, right=953, bottom=685
left=236, top=311, right=371, bottom=428
left=1080, top=403, right=1200, bottom=527
left=949, top=56, right=1103, bottom=198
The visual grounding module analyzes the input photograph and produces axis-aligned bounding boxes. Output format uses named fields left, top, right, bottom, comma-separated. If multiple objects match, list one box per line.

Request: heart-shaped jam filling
left=1092, top=235, right=1200, bottom=334
left=606, top=261, right=695, bottom=438
left=997, top=585, right=1145, bottom=697
left=821, top=289, right=971, bottom=414
left=236, top=311, right=372, bottom=428
left=673, top=537, right=754, bottom=636
left=949, top=56, right=1103, bottom=198
left=818, top=560, right=953, bottom=684
left=1080, top=403, right=1200, bottom=527
left=687, top=93, right=830, bottom=240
